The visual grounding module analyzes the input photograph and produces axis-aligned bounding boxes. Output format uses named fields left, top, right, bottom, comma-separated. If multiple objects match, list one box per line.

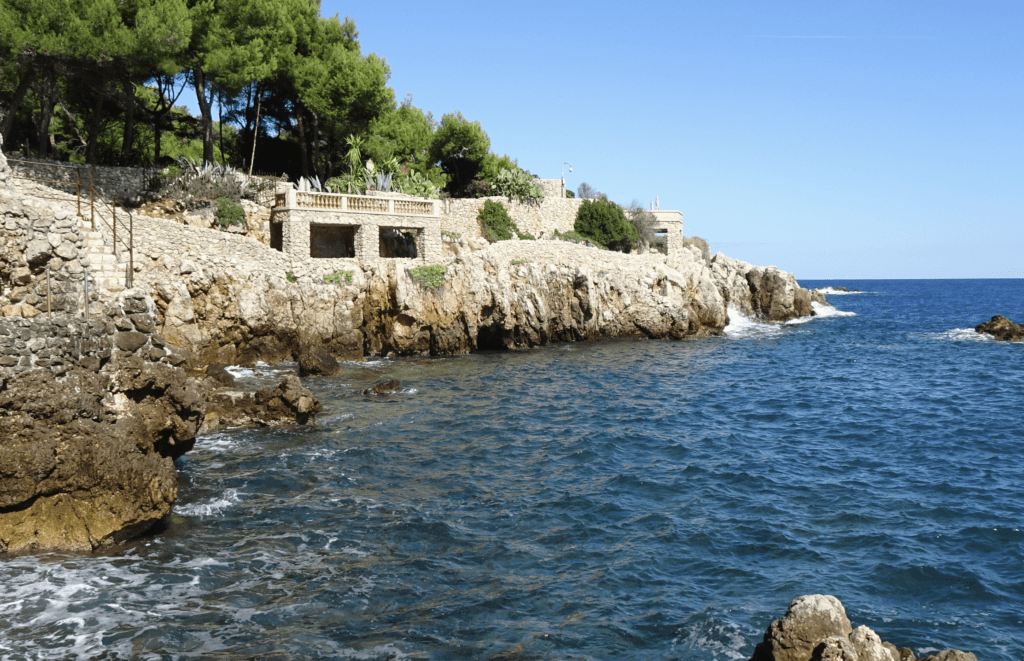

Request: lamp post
left=561, top=162, right=573, bottom=198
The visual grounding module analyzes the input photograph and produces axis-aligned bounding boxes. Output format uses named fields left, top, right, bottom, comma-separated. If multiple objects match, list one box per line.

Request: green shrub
left=490, top=168, right=543, bottom=203
left=286, top=272, right=297, bottom=283
left=441, top=230, right=461, bottom=241
left=478, top=200, right=534, bottom=242
left=574, top=198, right=638, bottom=252
left=478, top=200, right=515, bottom=242
left=510, top=259, right=527, bottom=265
left=215, top=197, right=246, bottom=228
left=409, top=264, right=447, bottom=289
left=324, top=270, right=354, bottom=286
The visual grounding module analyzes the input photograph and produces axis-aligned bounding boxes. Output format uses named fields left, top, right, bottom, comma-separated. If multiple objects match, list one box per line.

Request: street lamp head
left=568, top=166, right=573, bottom=173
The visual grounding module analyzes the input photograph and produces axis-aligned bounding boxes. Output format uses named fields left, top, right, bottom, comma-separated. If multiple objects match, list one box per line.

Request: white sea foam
left=724, top=307, right=784, bottom=339
left=815, top=287, right=871, bottom=295
left=931, top=328, right=994, bottom=342
left=176, top=488, right=242, bottom=517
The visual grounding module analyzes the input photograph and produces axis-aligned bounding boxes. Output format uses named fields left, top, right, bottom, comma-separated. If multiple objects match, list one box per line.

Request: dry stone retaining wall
left=441, top=196, right=583, bottom=241
left=0, top=188, right=94, bottom=318
left=6, top=156, right=155, bottom=202
left=0, top=290, right=180, bottom=379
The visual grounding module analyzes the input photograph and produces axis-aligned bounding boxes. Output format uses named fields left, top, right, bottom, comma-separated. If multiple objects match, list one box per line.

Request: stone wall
left=441, top=196, right=583, bottom=241
left=6, top=156, right=155, bottom=202
left=272, top=206, right=442, bottom=263
left=0, top=187, right=94, bottom=318
left=0, top=289, right=181, bottom=378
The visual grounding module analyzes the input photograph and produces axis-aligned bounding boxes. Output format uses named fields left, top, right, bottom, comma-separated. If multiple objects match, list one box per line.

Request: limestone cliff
left=134, top=239, right=823, bottom=365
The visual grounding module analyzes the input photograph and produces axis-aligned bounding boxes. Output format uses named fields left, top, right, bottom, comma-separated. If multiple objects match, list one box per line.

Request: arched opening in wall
left=380, top=228, right=418, bottom=258
left=311, top=224, right=356, bottom=258
left=476, top=323, right=506, bottom=350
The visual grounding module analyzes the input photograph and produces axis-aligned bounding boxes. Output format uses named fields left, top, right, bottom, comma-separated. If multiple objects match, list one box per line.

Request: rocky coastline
left=750, top=595, right=977, bottom=661
left=1, top=138, right=826, bottom=552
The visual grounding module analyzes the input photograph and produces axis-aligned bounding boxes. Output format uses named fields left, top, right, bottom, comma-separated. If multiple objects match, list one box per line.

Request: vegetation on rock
left=215, top=197, right=245, bottom=229
left=478, top=200, right=533, bottom=242
left=409, top=264, right=446, bottom=289
left=574, top=198, right=638, bottom=252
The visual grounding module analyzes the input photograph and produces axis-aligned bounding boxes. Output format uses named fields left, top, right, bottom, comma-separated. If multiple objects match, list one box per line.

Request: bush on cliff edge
left=574, top=198, right=637, bottom=252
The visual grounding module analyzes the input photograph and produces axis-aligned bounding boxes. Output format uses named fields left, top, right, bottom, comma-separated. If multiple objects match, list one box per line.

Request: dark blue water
left=2, top=280, right=1022, bottom=660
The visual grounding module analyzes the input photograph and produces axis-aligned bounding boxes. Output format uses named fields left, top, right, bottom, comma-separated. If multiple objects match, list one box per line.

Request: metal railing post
left=75, top=168, right=82, bottom=218
left=89, top=168, right=96, bottom=230
left=112, top=197, right=117, bottom=256
left=83, top=269, right=89, bottom=319
left=128, top=211, right=134, bottom=289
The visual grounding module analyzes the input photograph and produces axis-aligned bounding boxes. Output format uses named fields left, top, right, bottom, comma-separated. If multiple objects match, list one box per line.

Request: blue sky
left=320, top=0, right=1022, bottom=279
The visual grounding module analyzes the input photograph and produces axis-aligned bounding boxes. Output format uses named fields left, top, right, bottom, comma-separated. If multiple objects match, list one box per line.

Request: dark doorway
left=379, top=228, right=419, bottom=258
left=311, top=224, right=356, bottom=258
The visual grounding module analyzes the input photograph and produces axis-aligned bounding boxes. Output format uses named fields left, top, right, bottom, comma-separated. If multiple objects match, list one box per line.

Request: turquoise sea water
left=1, top=279, right=1022, bottom=660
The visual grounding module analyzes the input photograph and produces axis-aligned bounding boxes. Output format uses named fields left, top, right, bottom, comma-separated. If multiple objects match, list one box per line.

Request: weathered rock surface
left=975, top=314, right=1024, bottom=341
left=297, top=345, right=343, bottom=376
left=0, top=359, right=205, bottom=553
left=119, top=231, right=825, bottom=365
left=750, top=595, right=977, bottom=661
left=364, top=377, right=400, bottom=395
left=200, top=375, right=322, bottom=433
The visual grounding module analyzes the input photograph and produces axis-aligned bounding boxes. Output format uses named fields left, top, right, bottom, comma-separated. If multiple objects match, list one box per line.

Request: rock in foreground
left=750, top=595, right=977, bottom=661
left=0, top=359, right=204, bottom=553
left=975, top=314, right=1024, bottom=341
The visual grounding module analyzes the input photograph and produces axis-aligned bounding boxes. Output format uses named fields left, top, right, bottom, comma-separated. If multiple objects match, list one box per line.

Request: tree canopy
left=0, top=1, right=530, bottom=197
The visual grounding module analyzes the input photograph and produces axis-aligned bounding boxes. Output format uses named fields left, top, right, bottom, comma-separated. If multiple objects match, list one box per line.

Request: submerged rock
left=749, top=595, right=977, bottom=661
left=975, top=314, right=1024, bottom=341
left=364, top=377, right=401, bottom=395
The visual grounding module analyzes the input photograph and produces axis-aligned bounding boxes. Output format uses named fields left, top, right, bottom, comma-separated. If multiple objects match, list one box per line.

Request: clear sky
left=319, top=0, right=1023, bottom=279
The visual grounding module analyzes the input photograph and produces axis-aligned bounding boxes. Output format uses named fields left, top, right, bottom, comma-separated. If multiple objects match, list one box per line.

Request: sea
left=1, top=279, right=1022, bottom=661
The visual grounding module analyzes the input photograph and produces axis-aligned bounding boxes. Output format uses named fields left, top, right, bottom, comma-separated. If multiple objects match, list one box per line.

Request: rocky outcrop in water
left=749, top=595, right=977, bottom=661
left=200, top=375, right=321, bottom=433
left=975, top=314, right=1024, bottom=341
left=297, top=345, right=343, bottom=376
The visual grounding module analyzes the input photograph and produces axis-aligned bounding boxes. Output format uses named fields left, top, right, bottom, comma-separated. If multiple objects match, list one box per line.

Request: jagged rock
left=918, top=652, right=977, bottom=661
left=751, top=595, right=853, bottom=661
left=975, top=314, right=1024, bottom=341
left=297, top=345, right=342, bottom=376
left=851, top=625, right=897, bottom=661
left=200, top=375, right=321, bottom=433
left=205, top=364, right=236, bottom=387
left=749, top=596, right=977, bottom=661
left=816, top=636, right=859, bottom=661
left=364, top=377, right=400, bottom=395
left=0, top=359, right=205, bottom=553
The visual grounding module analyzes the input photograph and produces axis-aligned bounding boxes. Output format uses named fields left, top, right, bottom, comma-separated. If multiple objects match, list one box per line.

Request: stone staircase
left=78, top=217, right=127, bottom=295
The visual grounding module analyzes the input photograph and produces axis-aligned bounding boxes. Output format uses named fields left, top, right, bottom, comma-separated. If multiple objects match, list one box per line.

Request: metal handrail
left=7, top=157, right=134, bottom=288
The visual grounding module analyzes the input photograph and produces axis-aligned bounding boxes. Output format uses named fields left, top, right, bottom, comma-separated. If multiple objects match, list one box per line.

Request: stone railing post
left=387, top=198, right=394, bottom=214
left=285, top=189, right=297, bottom=208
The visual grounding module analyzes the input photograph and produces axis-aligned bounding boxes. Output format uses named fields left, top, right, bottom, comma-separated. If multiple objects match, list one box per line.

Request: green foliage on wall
left=490, top=168, right=543, bottom=203
left=324, top=270, right=354, bottom=286
left=409, top=264, right=447, bottom=289
left=477, top=200, right=534, bottom=242
left=574, top=199, right=638, bottom=252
